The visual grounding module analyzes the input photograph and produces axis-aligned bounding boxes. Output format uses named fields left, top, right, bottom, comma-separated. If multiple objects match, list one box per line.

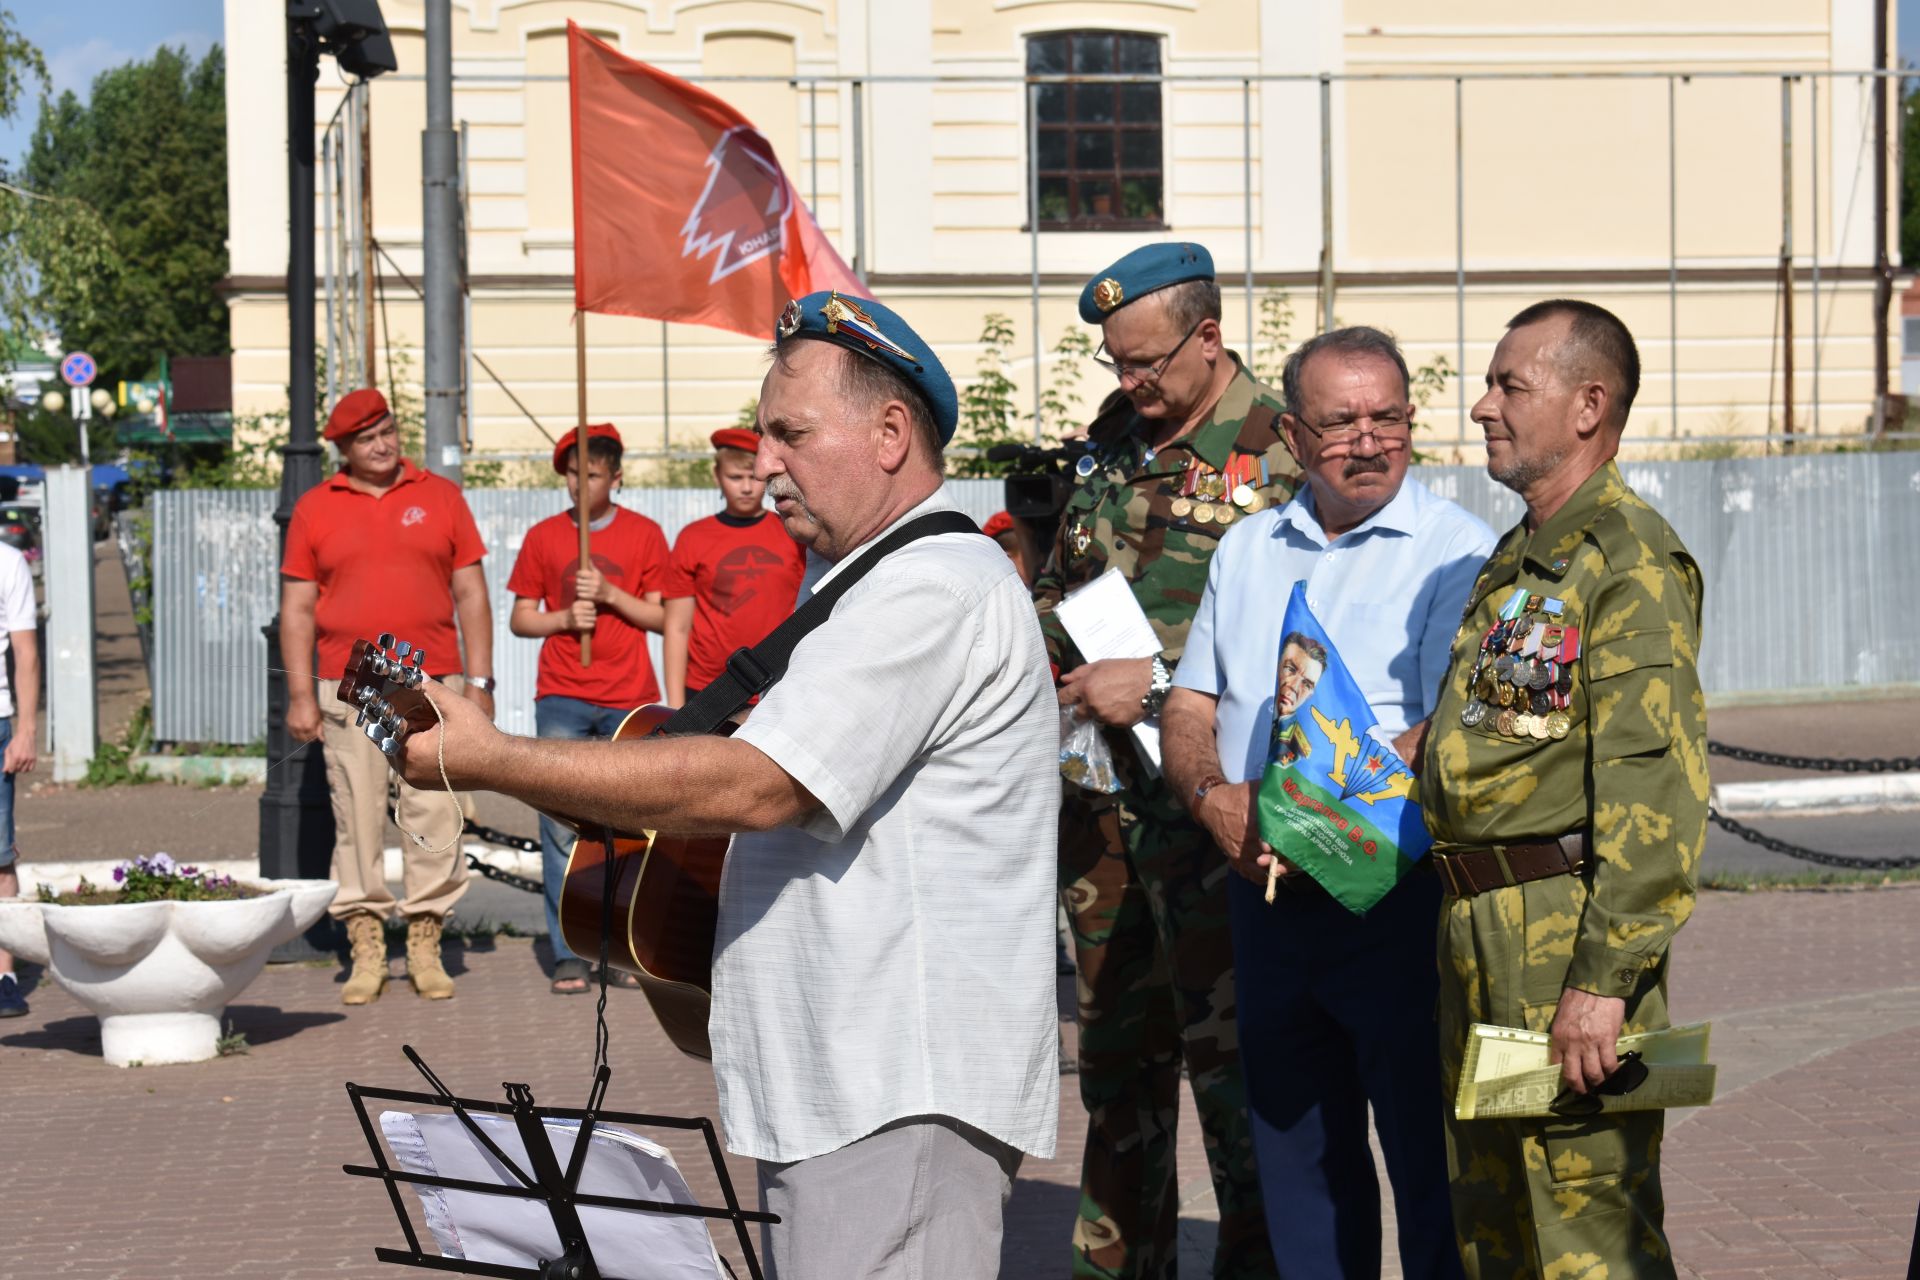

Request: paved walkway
left=3, top=885, right=1915, bottom=1278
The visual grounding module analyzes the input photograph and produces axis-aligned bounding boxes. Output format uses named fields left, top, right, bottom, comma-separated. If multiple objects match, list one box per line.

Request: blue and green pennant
left=1255, top=583, right=1433, bottom=915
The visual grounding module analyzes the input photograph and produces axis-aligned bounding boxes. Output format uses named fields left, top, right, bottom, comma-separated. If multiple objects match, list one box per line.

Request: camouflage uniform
left=1422, top=461, right=1708, bottom=1280
left=1035, top=361, right=1299, bottom=1278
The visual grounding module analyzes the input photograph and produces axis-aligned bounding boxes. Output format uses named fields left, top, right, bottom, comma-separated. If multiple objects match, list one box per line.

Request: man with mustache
left=282, top=388, right=494, bottom=1005
left=1269, top=633, right=1325, bottom=767
left=1163, top=326, right=1493, bottom=1279
left=389, top=292, right=1060, bottom=1280
left=1034, top=241, right=1299, bottom=1279
left=1423, top=300, right=1706, bottom=1278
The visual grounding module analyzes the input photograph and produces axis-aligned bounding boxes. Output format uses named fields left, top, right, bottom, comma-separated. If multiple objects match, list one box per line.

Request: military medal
left=1232, top=482, right=1255, bottom=508
left=1193, top=503, right=1215, bottom=525
left=1545, top=710, right=1571, bottom=739
left=1528, top=664, right=1552, bottom=691
left=1495, top=709, right=1519, bottom=737
left=1461, top=699, right=1489, bottom=728
left=1243, top=492, right=1264, bottom=514
left=1529, top=689, right=1553, bottom=715
left=1075, top=454, right=1097, bottom=477
left=1528, top=716, right=1551, bottom=741
left=1170, top=497, right=1193, bottom=518
left=1214, top=505, right=1235, bottom=526
left=1071, top=523, right=1092, bottom=554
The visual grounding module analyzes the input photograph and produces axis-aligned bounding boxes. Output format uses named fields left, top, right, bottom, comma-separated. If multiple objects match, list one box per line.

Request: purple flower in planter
left=112, top=866, right=125, bottom=883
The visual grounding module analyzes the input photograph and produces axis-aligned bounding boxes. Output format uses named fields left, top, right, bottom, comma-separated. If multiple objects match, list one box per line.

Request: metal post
left=1242, top=78, right=1254, bottom=353
left=1669, top=75, right=1679, bottom=438
left=1028, top=79, right=1043, bottom=439
left=322, top=127, right=337, bottom=409
left=422, top=0, right=462, bottom=481
left=661, top=321, right=671, bottom=452
left=459, top=118, right=474, bottom=451
left=1454, top=78, right=1466, bottom=440
left=43, top=468, right=95, bottom=785
left=1811, top=75, right=1820, bottom=433
left=851, top=79, right=866, bottom=280
left=1873, top=2, right=1891, bottom=436
left=1780, top=76, right=1794, bottom=440
left=360, top=83, right=376, bottom=389
left=1319, top=74, right=1334, bottom=332
left=260, top=9, right=336, bottom=957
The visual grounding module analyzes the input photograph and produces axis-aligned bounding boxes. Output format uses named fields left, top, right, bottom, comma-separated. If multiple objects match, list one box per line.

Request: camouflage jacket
left=1423, top=461, right=1708, bottom=999
left=1033, top=360, right=1300, bottom=676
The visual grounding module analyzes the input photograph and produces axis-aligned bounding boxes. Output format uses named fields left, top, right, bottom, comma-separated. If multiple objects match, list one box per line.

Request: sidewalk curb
left=13, top=844, right=543, bottom=895
left=1712, top=772, right=1920, bottom=817
left=131, top=755, right=268, bottom=785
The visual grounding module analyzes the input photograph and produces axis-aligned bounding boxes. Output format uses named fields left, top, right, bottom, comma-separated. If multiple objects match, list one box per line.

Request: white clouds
left=44, top=28, right=219, bottom=100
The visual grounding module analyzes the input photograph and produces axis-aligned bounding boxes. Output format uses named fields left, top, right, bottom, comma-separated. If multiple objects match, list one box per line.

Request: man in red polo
left=281, top=388, right=495, bottom=1006
left=660, top=427, right=805, bottom=707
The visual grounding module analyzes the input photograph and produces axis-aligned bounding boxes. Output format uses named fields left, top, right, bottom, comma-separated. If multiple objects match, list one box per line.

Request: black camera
left=990, top=441, right=1099, bottom=527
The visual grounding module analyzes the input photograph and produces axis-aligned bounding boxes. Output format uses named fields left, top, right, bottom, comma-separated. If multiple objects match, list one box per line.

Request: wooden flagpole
left=575, top=310, right=592, bottom=666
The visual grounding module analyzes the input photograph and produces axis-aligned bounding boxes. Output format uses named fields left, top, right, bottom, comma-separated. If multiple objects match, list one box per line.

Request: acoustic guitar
left=339, top=634, right=729, bottom=1060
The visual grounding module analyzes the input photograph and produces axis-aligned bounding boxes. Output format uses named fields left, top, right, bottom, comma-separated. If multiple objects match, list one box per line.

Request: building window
left=1028, top=31, right=1163, bottom=230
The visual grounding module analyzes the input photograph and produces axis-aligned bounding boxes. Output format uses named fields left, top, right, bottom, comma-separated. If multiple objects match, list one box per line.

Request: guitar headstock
left=338, top=632, right=437, bottom=759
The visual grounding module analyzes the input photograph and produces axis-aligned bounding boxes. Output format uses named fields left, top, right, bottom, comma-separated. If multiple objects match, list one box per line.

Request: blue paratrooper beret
left=775, top=291, right=960, bottom=444
left=1078, top=242, right=1216, bottom=324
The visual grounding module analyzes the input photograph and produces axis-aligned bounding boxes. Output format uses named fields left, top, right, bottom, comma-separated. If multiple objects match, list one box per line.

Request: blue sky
left=0, top=0, right=221, bottom=171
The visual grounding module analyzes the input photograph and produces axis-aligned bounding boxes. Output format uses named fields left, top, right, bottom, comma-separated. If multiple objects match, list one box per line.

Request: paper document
left=1054, top=568, right=1164, bottom=772
left=1454, top=1022, right=1717, bottom=1120
left=380, top=1110, right=725, bottom=1279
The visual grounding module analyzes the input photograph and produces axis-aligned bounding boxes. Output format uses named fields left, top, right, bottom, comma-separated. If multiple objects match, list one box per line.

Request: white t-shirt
left=713, top=490, right=1062, bottom=1164
left=0, top=543, right=35, bottom=718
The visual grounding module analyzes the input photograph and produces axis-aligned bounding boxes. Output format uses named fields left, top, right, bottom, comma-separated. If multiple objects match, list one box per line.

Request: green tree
left=23, top=43, right=227, bottom=385
left=1904, top=80, right=1920, bottom=267
left=949, top=312, right=1022, bottom=477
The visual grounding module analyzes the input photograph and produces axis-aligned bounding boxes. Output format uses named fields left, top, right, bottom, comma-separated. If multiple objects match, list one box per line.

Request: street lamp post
left=259, top=2, right=396, bottom=959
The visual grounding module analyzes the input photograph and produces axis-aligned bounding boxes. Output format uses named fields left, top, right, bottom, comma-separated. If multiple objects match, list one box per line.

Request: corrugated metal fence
left=151, top=456, right=1920, bottom=744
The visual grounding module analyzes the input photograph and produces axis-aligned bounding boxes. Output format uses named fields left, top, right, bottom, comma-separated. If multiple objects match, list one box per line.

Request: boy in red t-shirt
left=505, top=423, right=668, bottom=993
left=661, top=428, right=806, bottom=707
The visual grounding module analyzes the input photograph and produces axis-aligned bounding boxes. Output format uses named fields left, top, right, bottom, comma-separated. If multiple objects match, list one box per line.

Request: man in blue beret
left=391, top=291, right=1061, bottom=1280
left=1033, top=243, right=1300, bottom=1278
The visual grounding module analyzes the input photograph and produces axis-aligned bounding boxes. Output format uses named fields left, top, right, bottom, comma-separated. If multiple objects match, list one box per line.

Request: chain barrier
left=1708, top=807, right=1920, bottom=871
left=1707, top=740, right=1918, bottom=774
left=425, top=746, right=1920, bottom=882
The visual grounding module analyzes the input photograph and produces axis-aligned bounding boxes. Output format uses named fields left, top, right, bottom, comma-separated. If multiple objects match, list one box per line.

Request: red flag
left=568, top=22, right=861, bottom=339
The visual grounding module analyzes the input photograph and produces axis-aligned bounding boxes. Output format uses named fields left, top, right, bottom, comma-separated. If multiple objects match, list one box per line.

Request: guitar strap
left=656, top=508, right=982, bottom=738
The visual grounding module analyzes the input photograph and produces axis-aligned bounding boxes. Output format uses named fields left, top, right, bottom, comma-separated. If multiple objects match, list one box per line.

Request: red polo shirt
left=283, top=461, right=487, bottom=680
left=662, top=511, right=806, bottom=690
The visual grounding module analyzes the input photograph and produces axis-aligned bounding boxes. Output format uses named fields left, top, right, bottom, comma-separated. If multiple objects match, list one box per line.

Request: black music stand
left=343, top=1046, right=776, bottom=1280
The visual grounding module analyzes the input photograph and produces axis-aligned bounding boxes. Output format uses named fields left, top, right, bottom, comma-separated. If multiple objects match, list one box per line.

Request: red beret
left=551, top=423, right=623, bottom=474
left=982, top=511, right=1015, bottom=539
left=710, top=428, right=759, bottom=454
left=324, top=388, right=392, bottom=442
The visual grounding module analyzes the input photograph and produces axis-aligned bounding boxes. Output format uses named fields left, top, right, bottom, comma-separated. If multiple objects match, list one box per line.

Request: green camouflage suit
left=1035, top=361, right=1298, bottom=1279
left=1422, top=461, right=1708, bottom=1280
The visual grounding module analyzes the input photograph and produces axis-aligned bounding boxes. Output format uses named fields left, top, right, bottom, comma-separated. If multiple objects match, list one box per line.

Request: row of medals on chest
left=1459, top=590, right=1581, bottom=741
left=1082, top=450, right=1264, bottom=527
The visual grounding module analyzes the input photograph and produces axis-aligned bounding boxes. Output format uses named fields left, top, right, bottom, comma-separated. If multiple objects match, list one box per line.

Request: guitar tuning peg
left=377, top=632, right=396, bottom=651
left=394, top=641, right=412, bottom=659
left=353, top=708, right=368, bottom=727
left=410, top=649, right=425, bottom=669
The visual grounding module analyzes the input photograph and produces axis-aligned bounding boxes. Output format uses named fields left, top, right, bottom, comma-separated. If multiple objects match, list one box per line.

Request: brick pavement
left=2, top=886, right=1915, bottom=1279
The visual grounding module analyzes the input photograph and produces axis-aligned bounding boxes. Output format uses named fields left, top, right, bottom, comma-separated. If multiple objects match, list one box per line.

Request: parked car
left=0, top=504, right=42, bottom=576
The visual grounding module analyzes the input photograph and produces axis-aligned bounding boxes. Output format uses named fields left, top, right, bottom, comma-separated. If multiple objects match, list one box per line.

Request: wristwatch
left=464, top=675, right=496, bottom=693
left=1140, top=655, right=1174, bottom=717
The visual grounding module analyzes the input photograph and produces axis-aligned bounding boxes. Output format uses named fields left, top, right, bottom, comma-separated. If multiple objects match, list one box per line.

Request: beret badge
left=1092, top=278, right=1126, bottom=313
left=777, top=299, right=803, bottom=339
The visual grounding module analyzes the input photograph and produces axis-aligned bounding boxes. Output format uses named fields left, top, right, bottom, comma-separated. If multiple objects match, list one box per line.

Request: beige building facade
left=223, top=0, right=1896, bottom=464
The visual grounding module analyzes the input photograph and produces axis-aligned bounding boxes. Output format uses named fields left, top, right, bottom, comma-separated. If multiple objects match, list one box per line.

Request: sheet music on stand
left=343, top=1045, right=776, bottom=1280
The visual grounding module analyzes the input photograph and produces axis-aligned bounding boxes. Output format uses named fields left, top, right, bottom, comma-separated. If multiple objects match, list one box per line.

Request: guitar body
left=338, top=640, right=734, bottom=1062
left=556, top=704, right=733, bottom=1062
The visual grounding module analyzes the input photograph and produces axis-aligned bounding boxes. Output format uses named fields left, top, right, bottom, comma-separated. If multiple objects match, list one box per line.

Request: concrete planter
left=0, top=879, right=337, bottom=1067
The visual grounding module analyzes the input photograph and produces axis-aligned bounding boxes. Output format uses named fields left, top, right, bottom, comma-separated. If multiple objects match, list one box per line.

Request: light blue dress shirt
left=1174, top=475, right=1497, bottom=783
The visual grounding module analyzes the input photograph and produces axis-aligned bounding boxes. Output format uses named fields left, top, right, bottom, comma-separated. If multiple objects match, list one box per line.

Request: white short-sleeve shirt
left=0, top=543, right=33, bottom=718
left=714, top=489, right=1061, bottom=1164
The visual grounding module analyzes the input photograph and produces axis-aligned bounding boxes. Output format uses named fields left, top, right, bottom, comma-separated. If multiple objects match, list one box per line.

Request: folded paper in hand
left=1054, top=568, right=1164, bottom=773
left=1454, top=1022, right=1717, bottom=1120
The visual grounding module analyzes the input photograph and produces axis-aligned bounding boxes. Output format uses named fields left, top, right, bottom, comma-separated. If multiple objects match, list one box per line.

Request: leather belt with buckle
left=1432, top=833, right=1590, bottom=899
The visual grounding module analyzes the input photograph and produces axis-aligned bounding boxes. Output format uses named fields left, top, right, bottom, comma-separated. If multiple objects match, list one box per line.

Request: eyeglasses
left=1548, top=1051, right=1649, bottom=1118
left=1294, top=410, right=1414, bottom=450
left=1093, top=319, right=1204, bottom=386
